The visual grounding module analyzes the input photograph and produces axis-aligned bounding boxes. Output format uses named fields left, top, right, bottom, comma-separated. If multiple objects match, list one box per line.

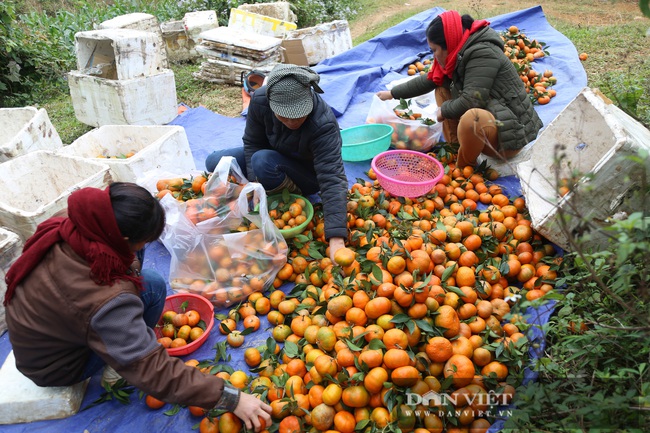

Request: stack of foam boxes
left=68, top=14, right=177, bottom=127
left=193, top=26, right=282, bottom=85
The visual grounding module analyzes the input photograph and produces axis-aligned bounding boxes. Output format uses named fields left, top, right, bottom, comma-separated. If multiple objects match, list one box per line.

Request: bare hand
left=233, top=392, right=272, bottom=432
left=376, top=90, right=394, bottom=101
left=328, top=237, right=347, bottom=263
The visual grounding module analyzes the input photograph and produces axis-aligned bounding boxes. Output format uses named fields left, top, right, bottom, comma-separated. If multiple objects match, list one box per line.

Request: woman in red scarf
left=4, top=182, right=271, bottom=431
left=377, top=11, right=543, bottom=167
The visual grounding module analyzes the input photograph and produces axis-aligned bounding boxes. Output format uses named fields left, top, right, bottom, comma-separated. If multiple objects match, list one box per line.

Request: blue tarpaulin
left=0, top=5, right=584, bottom=432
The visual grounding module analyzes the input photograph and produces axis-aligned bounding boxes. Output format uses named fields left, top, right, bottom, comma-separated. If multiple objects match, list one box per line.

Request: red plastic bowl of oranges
left=154, top=293, right=215, bottom=356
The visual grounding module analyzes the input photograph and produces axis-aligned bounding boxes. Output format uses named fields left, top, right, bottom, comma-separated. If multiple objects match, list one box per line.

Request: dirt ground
left=349, top=0, right=648, bottom=39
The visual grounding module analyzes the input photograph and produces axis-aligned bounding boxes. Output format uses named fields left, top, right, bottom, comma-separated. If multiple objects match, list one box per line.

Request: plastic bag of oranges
left=159, top=157, right=288, bottom=308
left=366, top=94, right=443, bottom=152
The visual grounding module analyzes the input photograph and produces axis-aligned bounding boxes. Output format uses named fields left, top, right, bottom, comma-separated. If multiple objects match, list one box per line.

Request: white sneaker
left=101, top=365, right=123, bottom=387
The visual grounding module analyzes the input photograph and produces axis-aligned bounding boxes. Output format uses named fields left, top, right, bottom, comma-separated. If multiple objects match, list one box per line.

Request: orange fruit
left=425, top=336, right=453, bottom=363
left=334, top=247, right=356, bottom=267
left=444, top=354, right=476, bottom=388
left=434, top=305, right=461, bottom=338
left=145, top=395, right=166, bottom=409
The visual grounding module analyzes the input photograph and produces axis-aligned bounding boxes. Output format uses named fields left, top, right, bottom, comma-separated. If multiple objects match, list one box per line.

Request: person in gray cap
left=205, top=64, right=349, bottom=261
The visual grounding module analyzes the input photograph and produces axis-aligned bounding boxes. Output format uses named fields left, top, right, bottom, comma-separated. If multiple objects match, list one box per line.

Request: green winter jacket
left=390, top=26, right=543, bottom=151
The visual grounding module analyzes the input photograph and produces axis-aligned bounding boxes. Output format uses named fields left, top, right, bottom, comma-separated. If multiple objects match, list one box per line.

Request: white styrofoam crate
left=0, top=107, right=63, bottom=162
left=0, top=352, right=88, bottom=424
left=184, top=10, right=219, bottom=41
left=228, top=8, right=296, bottom=38
left=0, top=227, right=22, bottom=336
left=97, top=12, right=168, bottom=69
left=161, top=11, right=220, bottom=63
left=59, top=125, right=195, bottom=183
left=0, top=151, right=112, bottom=241
left=200, top=27, right=282, bottom=52
left=74, top=29, right=164, bottom=80
left=517, top=87, right=650, bottom=251
left=285, top=20, right=352, bottom=65
left=161, top=20, right=195, bottom=63
left=238, top=2, right=296, bottom=22
left=68, top=69, right=177, bottom=127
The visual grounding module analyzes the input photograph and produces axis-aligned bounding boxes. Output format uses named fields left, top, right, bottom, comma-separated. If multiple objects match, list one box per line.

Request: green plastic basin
left=341, top=123, right=393, bottom=162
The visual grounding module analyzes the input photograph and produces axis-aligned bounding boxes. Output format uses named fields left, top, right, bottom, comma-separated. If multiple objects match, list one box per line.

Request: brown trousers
left=435, top=87, right=520, bottom=167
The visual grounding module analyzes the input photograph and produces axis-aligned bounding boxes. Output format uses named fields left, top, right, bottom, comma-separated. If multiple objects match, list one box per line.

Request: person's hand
left=436, top=107, right=444, bottom=123
left=328, top=237, right=347, bottom=263
left=233, top=392, right=272, bottom=432
left=376, top=90, right=394, bottom=101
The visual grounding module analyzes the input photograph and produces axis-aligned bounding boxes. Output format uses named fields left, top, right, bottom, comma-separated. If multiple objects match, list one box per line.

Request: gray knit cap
left=266, top=64, right=324, bottom=119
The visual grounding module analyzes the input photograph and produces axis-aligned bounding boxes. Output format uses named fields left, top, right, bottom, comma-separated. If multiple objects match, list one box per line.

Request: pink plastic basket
left=371, top=150, right=444, bottom=198
left=155, top=293, right=215, bottom=357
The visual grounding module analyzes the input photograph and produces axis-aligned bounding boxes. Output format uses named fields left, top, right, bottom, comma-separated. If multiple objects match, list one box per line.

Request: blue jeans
left=205, top=147, right=320, bottom=194
left=80, top=268, right=167, bottom=380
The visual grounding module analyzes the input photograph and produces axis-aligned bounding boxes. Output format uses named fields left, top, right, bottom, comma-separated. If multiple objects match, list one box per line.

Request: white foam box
left=161, top=20, right=195, bottom=63
left=237, top=1, right=296, bottom=23
left=74, top=28, right=164, bottom=80
left=97, top=12, right=168, bottom=68
left=0, top=107, right=63, bottom=163
left=68, top=69, right=177, bottom=127
left=0, top=150, right=112, bottom=241
left=161, top=11, right=220, bottom=63
left=0, top=351, right=88, bottom=424
left=285, top=20, right=353, bottom=65
left=184, top=10, right=219, bottom=42
left=0, top=227, right=22, bottom=336
left=228, top=8, right=297, bottom=38
left=517, top=87, right=650, bottom=251
left=59, top=125, right=195, bottom=183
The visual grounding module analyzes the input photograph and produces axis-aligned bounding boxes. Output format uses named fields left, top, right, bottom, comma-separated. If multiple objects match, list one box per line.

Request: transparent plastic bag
left=159, top=157, right=287, bottom=308
left=366, top=94, right=443, bottom=152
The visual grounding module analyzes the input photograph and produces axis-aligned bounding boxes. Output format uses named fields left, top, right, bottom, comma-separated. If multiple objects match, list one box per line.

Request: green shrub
left=0, top=1, right=39, bottom=106
left=290, top=0, right=359, bottom=28
left=505, top=149, right=650, bottom=431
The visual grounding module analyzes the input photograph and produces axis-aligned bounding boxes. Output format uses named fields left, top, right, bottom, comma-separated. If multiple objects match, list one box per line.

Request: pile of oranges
left=155, top=172, right=210, bottom=201
left=500, top=26, right=558, bottom=105
left=269, top=194, right=310, bottom=231
left=157, top=308, right=205, bottom=349
left=407, top=59, right=431, bottom=76
left=145, top=147, right=563, bottom=433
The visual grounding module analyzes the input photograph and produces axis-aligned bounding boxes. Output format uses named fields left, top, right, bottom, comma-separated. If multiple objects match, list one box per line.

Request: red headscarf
left=4, top=186, right=141, bottom=306
left=428, top=11, right=490, bottom=86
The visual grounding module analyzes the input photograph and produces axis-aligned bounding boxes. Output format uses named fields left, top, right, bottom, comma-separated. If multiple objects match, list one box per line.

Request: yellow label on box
left=228, top=8, right=297, bottom=37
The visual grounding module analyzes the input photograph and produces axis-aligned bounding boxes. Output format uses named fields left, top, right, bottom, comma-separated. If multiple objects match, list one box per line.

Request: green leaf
left=390, top=313, right=412, bottom=324
left=164, top=404, right=182, bottom=416
left=445, top=285, right=466, bottom=298
left=441, top=265, right=455, bottom=283
left=220, top=322, right=232, bottom=334
left=355, top=419, right=371, bottom=430
left=284, top=340, right=300, bottom=358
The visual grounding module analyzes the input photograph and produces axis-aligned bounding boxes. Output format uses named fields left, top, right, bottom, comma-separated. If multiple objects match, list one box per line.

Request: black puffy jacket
left=243, top=86, right=349, bottom=240
left=391, top=26, right=543, bottom=151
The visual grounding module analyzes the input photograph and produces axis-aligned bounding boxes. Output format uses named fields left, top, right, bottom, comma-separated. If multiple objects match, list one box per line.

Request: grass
left=22, top=0, right=650, bottom=142
left=36, top=85, right=92, bottom=145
